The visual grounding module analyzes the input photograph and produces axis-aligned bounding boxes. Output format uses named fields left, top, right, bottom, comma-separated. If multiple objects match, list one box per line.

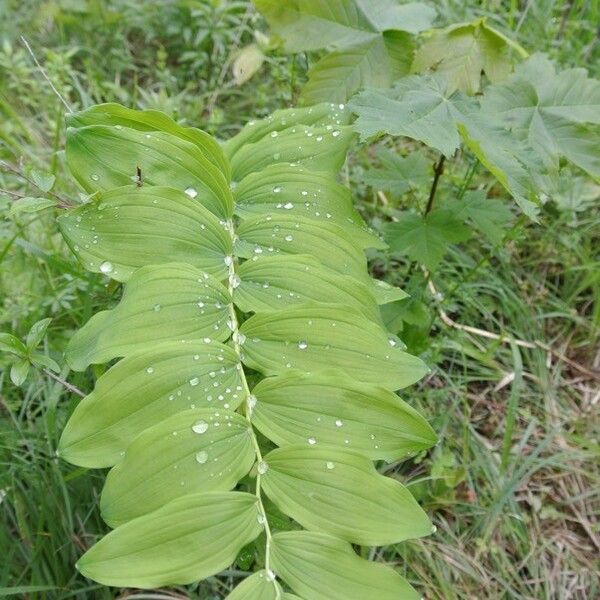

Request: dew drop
left=185, top=187, right=198, bottom=198
left=257, top=461, right=269, bottom=475
left=335, top=419, right=343, bottom=427
left=90, top=173, right=100, bottom=181
left=283, top=202, right=294, bottom=209
left=192, top=420, right=209, bottom=434
left=298, top=341, right=308, bottom=350
left=273, top=186, right=282, bottom=193
left=307, top=437, right=316, bottom=445
left=284, top=234, right=293, bottom=242
left=99, top=261, right=113, bottom=274
left=189, top=377, right=200, bottom=386
left=326, top=461, right=335, bottom=470
left=195, top=450, right=208, bottom=464
left=146, top=367, right=154, bottom=374
left=153, top=304, right=161, bottom=312
left=270, top=131, right=278, bottom=138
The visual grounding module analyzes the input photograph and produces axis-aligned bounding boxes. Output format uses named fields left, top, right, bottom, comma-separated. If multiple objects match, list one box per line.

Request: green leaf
left=10, top=359, right=30, bottom=386
left=412, top=18, right=524, bottom=95
left=30, top=169, right=56, bottom=192
left=67, top=103, right=229, bottom=178
left=240, top=305, right=428, bottom=390
left=363, top=148, right=430, bottom=194
left=59, top=341, right=243, bottom=467
left=65, top=264, right=231, bottom=370
left=29, top=352, right=60, bottom=372
left=255, top=0, right=434, bottom=52
left=100, top=409, right=255, bottom=526
left=223, top=103, right=352, bottom=160
left=234, top=164, right=382, bottom=248
left=58, top=186, right=232, bottom=282
left=232, top=44, right=265, bottom=85
left=446, top=191, right=513, bottom=245
left=77, top=492, right=262, bottom=588
left=252, top=372, right=436, bottom=460
left=481, top=53, right=600, bottom=179
left=255, top=0, right=435, bottom=103
left=271, top=531, right=420, bottom=600
left=66, top=123, right=233, bottom=219
left=226, top=571, right=283, bottom=599
left=236, top=214, right=369, bottom=282
left=350, top=74, right=474, bottom=155
left=8, top=197, right=57, bottom=216
left=261, top=445, right=431, bottom=545
left=229, top=124, right=356, bottom=182
left=0, top=333, right=27, bottom=357
left=301, top=32, right=414, bottom=104
left=235, top=255, right=381, bottom=322
left=25, top=318, right=52, bottom=351
left=385, top=209, right=471, bottom=270
left=351, top=74, right=544, bottom=217
left=457, top=118, right=542, bottom=220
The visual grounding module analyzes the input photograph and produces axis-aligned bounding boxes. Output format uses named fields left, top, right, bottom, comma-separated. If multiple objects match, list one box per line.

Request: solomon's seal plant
left=57, top=102, right=437, bottom=598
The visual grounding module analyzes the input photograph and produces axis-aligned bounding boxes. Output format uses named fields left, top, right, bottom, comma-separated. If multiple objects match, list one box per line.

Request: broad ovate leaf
left=65, top=264, right=230, bottom=370
left=77, top=492, right=262, bottom=588
left=235, top=255, right=381, bottom=323
left=67, top=121, right=232, bottom=219
left=100, top=409, right=254, bottom=526
left=252, top=372, right=437, bottom=461
left=226, top=571, right=283, bottom=599
left=261, top=445, right=431, bottom=545
left=67, top=102, right=229, bottom=177
left=58, top=186, right=231, bottom=282
left=271, top=531, right=420, bottom=600
left=240, top=305, right=428, bottom=389
left=236, top=214, right=369, bottom=282
left=59, top=341, right=243, bottom=467
left=234, top=164, right=382, bottom=248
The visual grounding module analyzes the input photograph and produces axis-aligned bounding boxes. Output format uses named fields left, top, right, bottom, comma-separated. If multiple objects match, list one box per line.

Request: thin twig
left=43, top=368, right=85, bottom=397
left=426, top=277, right=600, bottom=382
left=0, top=159, right=73, bottom=207
left=20, top=36, right=73, bottom=113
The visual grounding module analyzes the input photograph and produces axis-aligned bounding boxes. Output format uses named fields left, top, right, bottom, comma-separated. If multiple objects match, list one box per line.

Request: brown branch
left=43, top=368, right=85, bottom=397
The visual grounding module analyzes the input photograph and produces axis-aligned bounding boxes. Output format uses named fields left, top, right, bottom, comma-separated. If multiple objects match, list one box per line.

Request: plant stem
left=424, top=154, right=446, bottom=216
left=225, top=231, right=280, bottom=597
left=42, top=368, right=85, bottom=397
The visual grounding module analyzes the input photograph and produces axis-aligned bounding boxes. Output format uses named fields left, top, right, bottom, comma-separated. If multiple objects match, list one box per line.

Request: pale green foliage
left=413, top=17, right=526, bottom=95
left=57, top=102, right=436, bottom=597
left=0, top=318, right=58, bottom=385
left=254, top=0, right=436, bottom=103
left=363, top=148, right=430, bottom=195
left=385, top=209, right=471, bottom=270
left=482, top=53, right=600, bottom=179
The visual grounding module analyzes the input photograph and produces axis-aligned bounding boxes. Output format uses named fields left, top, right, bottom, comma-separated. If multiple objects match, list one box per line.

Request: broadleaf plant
left=412, top=17, right=527, bottom=95
left=254, top=0, right=436, bottom=104
left=57, top=102, right=437, bottom=597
